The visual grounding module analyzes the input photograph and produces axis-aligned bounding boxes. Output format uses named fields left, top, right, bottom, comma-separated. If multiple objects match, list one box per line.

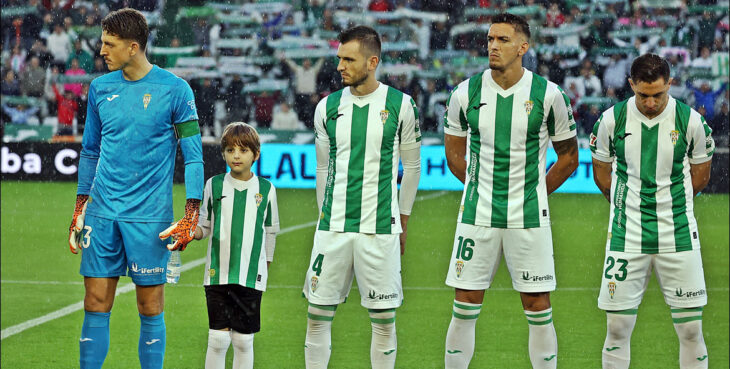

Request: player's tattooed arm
left=445, top=134, right=467, bottom=183
left=690, top=160, right=712, bottom=196
left=592, top=158, right=613, bottom=202
left=546, top=137, right=579, bottom=194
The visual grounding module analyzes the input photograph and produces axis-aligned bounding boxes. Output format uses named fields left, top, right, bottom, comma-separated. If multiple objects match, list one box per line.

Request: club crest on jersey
left=143, top=93, right=152, bottom=110
left=455, top=260, right=464, bottom=278
left=209, top=268, right=216, bottom=277
left=310, top=276, right=319, bottom=292
left=380, top=110, right=389, bottom=124
left=608, top=281, right=616, bottom=299
left=255, top=193, right=263, bottom=207
left=524, top=100, right=534, bottom=115
left=670, top=130, right=679, bottom=145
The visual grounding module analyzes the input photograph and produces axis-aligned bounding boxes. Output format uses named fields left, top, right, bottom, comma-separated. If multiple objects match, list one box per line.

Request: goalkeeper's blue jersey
left=80, top=65, right=203, bottom=222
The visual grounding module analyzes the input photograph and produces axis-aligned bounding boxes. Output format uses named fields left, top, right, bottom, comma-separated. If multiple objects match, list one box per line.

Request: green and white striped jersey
left=590, top=96, right=714, bottom=254
left=314, top=83, right=421, bottom=234
left=198, top=173, right=280, bottom=290
left=444, top=69, right=576, bottom=229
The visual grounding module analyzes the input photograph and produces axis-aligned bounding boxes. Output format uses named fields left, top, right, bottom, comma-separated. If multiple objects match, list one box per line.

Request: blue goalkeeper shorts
left=79, top=214, right=171, bottom=285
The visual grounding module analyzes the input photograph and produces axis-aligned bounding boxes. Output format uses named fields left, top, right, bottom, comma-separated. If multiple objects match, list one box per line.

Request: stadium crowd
left=1, top=0, right=728, bottom=144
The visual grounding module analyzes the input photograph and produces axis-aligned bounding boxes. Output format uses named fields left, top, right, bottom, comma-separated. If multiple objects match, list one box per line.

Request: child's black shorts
left=204, top=284, right=263, bottom=334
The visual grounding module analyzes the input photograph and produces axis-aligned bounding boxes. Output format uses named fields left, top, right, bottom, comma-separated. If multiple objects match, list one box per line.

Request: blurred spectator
left=369, top=0, right=394, bottom=12
left=192, top=18, right=211, bottom=51
left=710, top=101, right=728, bottom=140
left=581, top=104, right=601, bottom=137
left=76, top=83, right=89, bottom=135
left=2, top=71, right=21, bottom=96
left=686, top=80, right=728, bottom=120
left=430, top=21, right=449, bottom=50
left=67, top=39, right=94, bottom=72
left=690, top=47, right=713, bottom=69
left=271, top=102, right=303, bottom=130
left=51, top=82, right=78, bottom=136
left=603, top=54, right=630, bottom=98
left=571, top=67, right=602, bottom=97
left=251, top=90, right=280, bottom=128
left=27, top=40, right=54, bottom=69
left=1, top=103, right=39, bottom=124
left=21, top=57, right=46, bottom=98
left=283, top=57, right=324, bottom=127
left=191, top=78, right=218, bottom=136
left=9, top=46, right=27, bottom=74
left=47, top=24, right=72, bottom=65
left=64, top=58, right=86, bottom=96
left=223, top=74, right=246, bottom=122
left=545, top=3, right=565, bottom=28
left=21, top=0, right=44, bottom=50
left=92, top=57, right=107, bottom=74
left=696, top=11, right=719, bottom=50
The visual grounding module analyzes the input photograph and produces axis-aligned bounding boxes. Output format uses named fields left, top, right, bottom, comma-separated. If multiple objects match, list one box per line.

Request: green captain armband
left=174, top=120, right=200, bottom=139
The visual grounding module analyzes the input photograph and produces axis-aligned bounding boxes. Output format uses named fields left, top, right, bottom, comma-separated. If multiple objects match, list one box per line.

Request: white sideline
left=0, top=220, right=318, bottom=340
left=0, top=190, right=448, bottom=340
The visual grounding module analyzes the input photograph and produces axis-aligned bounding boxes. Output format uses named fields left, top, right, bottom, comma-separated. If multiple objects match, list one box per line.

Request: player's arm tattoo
left=546, top=137, right=579, bottom=194
left=592, top=158, right=613, bottom=202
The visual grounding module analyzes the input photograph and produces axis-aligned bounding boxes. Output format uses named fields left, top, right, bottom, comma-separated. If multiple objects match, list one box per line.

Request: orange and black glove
left=68, top=194, right=89, bottom=254
left=159, top=199, right=200, bottom=251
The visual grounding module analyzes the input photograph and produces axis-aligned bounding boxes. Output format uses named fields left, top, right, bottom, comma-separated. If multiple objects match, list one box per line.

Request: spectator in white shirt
left=271, top=102, right=304, bottom=130
left=690, top=46, right=713, bottom=69
left=46, top=24, right=71, bottom=65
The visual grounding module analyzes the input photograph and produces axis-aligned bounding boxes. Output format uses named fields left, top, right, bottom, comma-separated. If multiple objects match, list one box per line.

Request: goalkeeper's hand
left=69, top=194, right=89, bottom=254
left=159, top=199, right=200, bottom=251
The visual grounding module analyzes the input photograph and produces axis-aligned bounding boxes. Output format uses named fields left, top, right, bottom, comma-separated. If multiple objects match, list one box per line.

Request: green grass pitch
left=1, top=181, right=728, bottom=368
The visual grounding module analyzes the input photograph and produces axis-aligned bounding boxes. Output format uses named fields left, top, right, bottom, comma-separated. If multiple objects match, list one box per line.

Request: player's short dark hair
left=492, top=13, right=531, bottom=40
left=221, top=122, right=260, bottom=158
left=630, top=53, right=671, bottom=84
left=338, top=25, right=381, bottom=58
left=101, top=8, right=149, bottom=50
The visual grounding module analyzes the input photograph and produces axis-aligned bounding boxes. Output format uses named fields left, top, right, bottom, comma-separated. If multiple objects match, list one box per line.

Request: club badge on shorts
left=608, top=281, right=616, bottom=299
left=455, top=260, right=464, bottom=278
left=310, top=276, right=319, bottom=292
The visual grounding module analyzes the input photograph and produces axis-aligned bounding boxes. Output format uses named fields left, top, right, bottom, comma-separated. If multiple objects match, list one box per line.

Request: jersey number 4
left=312, top=254, right=324, bottom=276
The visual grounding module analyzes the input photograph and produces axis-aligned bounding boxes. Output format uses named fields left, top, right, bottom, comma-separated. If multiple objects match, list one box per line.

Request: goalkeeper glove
left=69, top=194, right=89, bottom=254
left=159, top=199, right=200, bottom=251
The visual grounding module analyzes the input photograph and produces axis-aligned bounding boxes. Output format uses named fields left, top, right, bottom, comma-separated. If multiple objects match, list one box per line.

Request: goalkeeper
left=67, top=9, right=203, bottom=369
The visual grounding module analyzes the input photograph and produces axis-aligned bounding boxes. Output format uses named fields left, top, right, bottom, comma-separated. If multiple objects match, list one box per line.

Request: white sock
left=369, top=309, right=397, bottom=369
left=230, top=331, right=254, bottom=369
left=205, top=329, right=231, bottom=369
left=445, top=300, right=481, bottom=369
left=671, top=307, right=708, bottom=369
left=602, top=309, right=637, bottom=369
left=305, top=303, right=336, bottom=369
left=525, top=308, right=558, bottom=369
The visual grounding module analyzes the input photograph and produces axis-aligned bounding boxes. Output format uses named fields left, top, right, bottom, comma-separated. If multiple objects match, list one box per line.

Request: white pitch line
left=4, top=280, right=728, bottom=293
left=0, top=220, right=318, bottom=341
left=415, top=190, right=449, bottom=201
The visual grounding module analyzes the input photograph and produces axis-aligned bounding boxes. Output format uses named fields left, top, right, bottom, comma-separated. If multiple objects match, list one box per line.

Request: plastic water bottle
left=166, top=250, right=181, bottom=284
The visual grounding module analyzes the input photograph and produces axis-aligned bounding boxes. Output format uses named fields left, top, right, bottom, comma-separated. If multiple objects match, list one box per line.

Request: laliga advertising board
left=251, top=144, right=600, bottom=193
left=1, top=143, right=599, bottom=193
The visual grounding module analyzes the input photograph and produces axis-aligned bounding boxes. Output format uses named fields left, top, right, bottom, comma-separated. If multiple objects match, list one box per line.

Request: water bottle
left=166, top=250, right=181, bottom=284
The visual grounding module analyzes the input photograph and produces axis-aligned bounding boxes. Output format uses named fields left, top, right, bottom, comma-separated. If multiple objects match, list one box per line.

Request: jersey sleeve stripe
left=319, top=90, right=343, bottom=231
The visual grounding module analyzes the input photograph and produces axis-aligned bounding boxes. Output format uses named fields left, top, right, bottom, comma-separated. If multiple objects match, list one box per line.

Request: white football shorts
left=445, top=223, right=556, bottom=293
left=598, top=248, right=707, bottom=310
left=303, top=230, right=403, bottom=309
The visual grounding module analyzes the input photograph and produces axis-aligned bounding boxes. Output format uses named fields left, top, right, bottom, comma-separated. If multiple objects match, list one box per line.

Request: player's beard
left=342, top=71, right=368, bottom=87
